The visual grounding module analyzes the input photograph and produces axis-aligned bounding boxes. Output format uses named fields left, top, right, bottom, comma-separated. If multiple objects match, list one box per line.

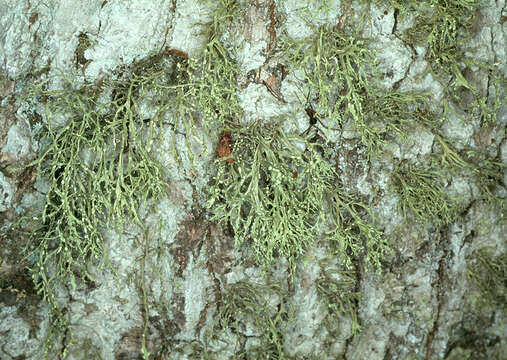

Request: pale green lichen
left=432, top=136, right=506, bottom=214
left=279, top=24, right=378, bottom=144
left=212, top=280, right=289, bottom=359
left=18, top=59, right=173, bottom=356
left=158, top=0, right=244, bottom=165
left=316, top=269, right=361, bottom=337
left=398, top=0, right=503, bottom=125
left=207, top=121, right=388, bottom=275
left=191, top=0, right=244, bottom=131
left=278, top=22, right=438, bottom=158
left=467, top=248, right=506, bottom=310
left=390, top=160, right=461, bottom=226
left=391, top=133, right=504, bottom=229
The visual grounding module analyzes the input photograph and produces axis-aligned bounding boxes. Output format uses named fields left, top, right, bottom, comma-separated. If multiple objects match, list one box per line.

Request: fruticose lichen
left=17, top=54, right=182, bottom=355
left=206, top=120, right=388, bottom=275
left=211, top=280, right=289, bottom=358
left=390, top=160, right=461, bottom=226
left=467, top=248, right=506, bottom=310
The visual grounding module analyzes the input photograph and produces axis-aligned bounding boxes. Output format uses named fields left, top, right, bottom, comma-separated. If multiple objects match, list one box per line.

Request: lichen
left=467, top=248, right=506, bottom=310
left=390, top=160, right=461, bottom=226
left=16, top=56, right=175, bottom=356
left=211, top=280, right=289, bottom=359
left=278, top=21, right=438, bottom=159
left=278, top=23, right=379, bottom=148
left=316, top=268, right=361, bottom=337
left=432, top=135, right=505, bottom=214
left=397, top=0, right=502, bottom=125
left=207, top=121, right=388, bottom=275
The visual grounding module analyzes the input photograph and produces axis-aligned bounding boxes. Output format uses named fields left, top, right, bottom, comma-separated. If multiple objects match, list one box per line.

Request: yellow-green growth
left=324, top=187, right=388, bottom=272
left=207, top=121, right=387, bottom=274
left=192, top=0, right=244, bottom=132
left=279, top=24, right=378, bottom=142
left=207, top=121, right=333, bottom=274
left=432, top=136, right=506, bottom=214
left=390, top=160, right=460, bottom=226
left=467, top=248, right=506, bottom=310
left=20, top=65, right=169, bottom=356
left=399, top=0, right=503, bottom=125
left=154, top=0, right=244, bottom=165
left=213, top=280, right=288, bottom=359
left=362, top=90, right=438, bottom=153
left=316, top=269, right=361, bottom=337
left=279, top=23, right=437, bottom=158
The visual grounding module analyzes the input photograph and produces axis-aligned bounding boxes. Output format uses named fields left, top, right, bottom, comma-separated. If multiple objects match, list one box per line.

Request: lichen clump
left=213, top=280, right=288, bottom=358
left=467, top=248, right=507, bottom=310
left=20, top=58, right=176, bottom=355
left=390, top=160, right=460, bottom=226
left=207, top=121, right=388, bottom=274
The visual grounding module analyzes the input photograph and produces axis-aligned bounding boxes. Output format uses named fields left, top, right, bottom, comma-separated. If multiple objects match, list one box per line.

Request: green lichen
left=316, top=269, right=361, bottom=337
left=433, top=136, right=506, bottom=214
left=391, top=131, right=504, bottom=240
left=278, top=22, right=438, bottom=158
left=279, top=24, right=378, bottom=145
left=399, top=0, right=503, bottom=125
left=17, top=59, right=174, bottom=356
left=362, top=90, right=439, bottom=152
left=207, top=121, right=331, bottom=274
left=324, top=185, right=388, bottom=272
left=191, top=0, right=244, bottom=132
left=207, top=121, right=388, bottom=275
left=155, top=0, right=244, bottom=166
left=212, top=280, right=289, bottom=359
left=390, top=160, right=461, bottom=226
left=467, top=248, right=506, bottom=310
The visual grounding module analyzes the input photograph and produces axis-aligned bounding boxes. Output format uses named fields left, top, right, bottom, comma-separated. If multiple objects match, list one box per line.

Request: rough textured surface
left=0, top=0, right=505, bottom=359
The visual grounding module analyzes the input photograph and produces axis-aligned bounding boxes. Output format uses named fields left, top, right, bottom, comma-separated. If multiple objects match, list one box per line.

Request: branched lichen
left=191, top=0, right=244, bottom=132
left=207, top=122, right=330, bottom=274
left=398, top=0, right=503, bottom=125
left=390, top=160, right=461, bottom=226
left=316, top=269, right=361, bottom=337
left=432, top=136, right=506, bottom=214
left=279, top=24, right=378, bottom=141
left=155, top=0, right=244, bottom=165
left=324, top=189, right=388, bottom=272
left=18, top=60, right=172, bottom=356
left=467, top=248, right=507, bottom=310
left=362, top=90, right=439, bottom=152
left=212, top=280, right=288, bottom=359
left=207, top=121, right=387, bottom=275
left=278, top=23, right=437, bottom=158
